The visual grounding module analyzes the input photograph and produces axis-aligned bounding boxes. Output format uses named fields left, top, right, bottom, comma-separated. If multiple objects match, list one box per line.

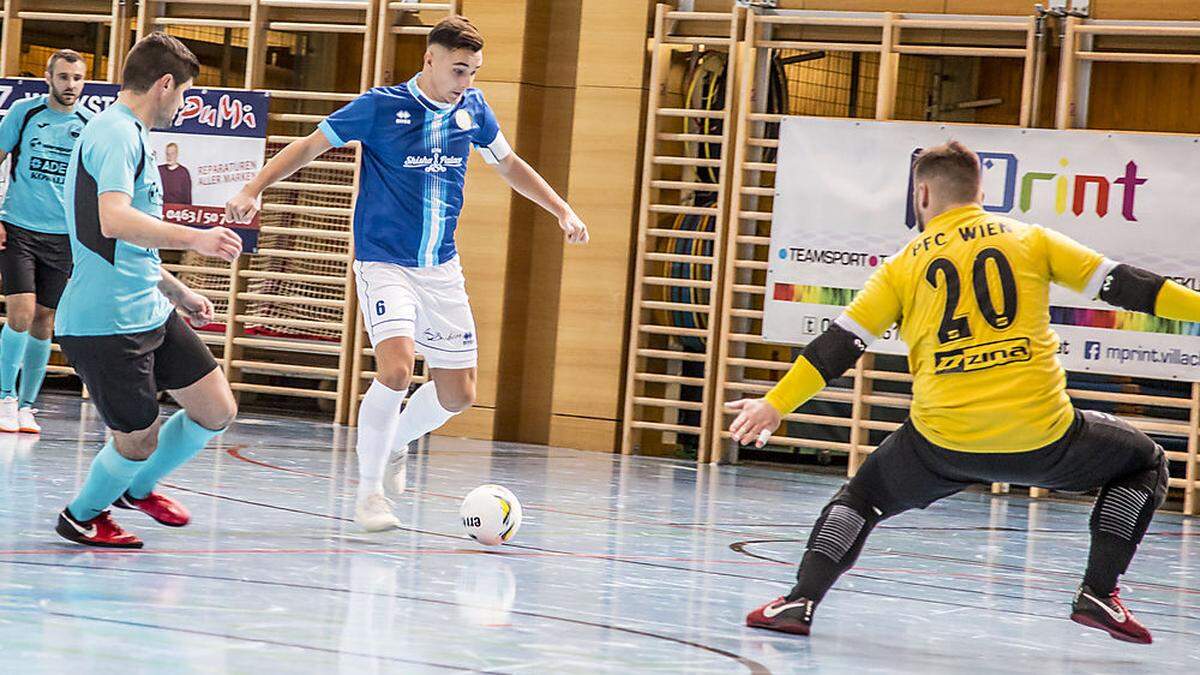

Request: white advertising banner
left=764, top=117, right=1200, bottom=381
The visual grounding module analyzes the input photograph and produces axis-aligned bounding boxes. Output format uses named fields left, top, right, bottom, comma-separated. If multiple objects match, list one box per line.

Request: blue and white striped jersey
left=318, top=74, right=511, bottom=268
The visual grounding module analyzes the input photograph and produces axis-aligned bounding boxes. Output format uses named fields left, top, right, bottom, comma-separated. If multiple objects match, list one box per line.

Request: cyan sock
left=67, top=440, right=144, bottom=521
left=127, top=410, right=223, bottom=499
left=0, top=324, right=29, bottom=399
left=18, top=336, right=51, bottom=408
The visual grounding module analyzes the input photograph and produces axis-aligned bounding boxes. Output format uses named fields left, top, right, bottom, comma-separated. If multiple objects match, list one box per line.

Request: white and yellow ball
left=460, top=484, right=522, bottom=546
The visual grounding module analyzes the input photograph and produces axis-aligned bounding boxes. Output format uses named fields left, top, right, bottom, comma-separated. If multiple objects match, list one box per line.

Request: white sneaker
left=354, top=493, right=400, bottom=532
left=0, top=397, right=18, bottom=433
left=17, top=407, right=40, bottom=434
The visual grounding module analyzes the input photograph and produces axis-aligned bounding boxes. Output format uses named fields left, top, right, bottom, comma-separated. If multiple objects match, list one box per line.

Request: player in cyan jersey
left=730, top=142, right=1200, bottom=644
left=54, top=33, right=243, bottom=548
left=0, top=50, right=91, bottom=434
left=226, top=16, right=588, bottom=531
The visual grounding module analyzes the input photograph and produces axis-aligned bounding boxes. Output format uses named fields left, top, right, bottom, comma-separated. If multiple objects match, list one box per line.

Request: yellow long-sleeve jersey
left=764, top=204, right=1200, bottom=452
left=855, top=205, right=1108, bottom=451
left=783, top=205, right=1116, bottom=453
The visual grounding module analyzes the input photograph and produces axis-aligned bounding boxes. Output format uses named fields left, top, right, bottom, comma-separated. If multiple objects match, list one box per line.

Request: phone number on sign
left=164, top=205, right=235, bottom=226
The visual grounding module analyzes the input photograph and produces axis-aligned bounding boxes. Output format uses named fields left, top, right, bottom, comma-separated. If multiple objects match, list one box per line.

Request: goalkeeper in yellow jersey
left=732, top=141, right=1200, bottom=644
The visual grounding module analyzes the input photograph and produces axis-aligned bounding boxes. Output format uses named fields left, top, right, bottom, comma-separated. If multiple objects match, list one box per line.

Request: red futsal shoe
left=114, top=491, right=191, bottom=527
left=746, top=596, right=815, bottom=636
left=1071, top=584, right=1153, bottom=644
left=55, top=509, right=143, bottom=549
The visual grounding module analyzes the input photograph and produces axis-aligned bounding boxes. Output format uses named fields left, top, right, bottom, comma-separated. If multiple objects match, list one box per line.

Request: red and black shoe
left=746, top=596, right=815, bottom=636
left=1071, top=584, right=1152, bottom=644
left=113, top=490, right=191, bottom=527
left=55, top=509, right=143, bottom=549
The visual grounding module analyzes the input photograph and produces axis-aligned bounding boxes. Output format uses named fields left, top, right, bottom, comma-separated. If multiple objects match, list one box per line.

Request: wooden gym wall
left=625, top=0, right=1200, bottom=513
left=0, top=1, right=653, bottom=453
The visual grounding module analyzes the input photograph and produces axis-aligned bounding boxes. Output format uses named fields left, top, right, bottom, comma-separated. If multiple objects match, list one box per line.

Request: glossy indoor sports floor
left=1, top=393, right=1197, bottom=673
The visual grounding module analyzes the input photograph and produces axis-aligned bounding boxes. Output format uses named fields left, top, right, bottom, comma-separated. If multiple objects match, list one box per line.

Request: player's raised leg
left=384, top=365, right=475, bottom=494
left=384, top=257, right=478, bottom=494
left=114, top=355, right=237, bottom=527
left=1063, top=412, right=1169, bottom=643
left=419, top=366, right=475, bottom=438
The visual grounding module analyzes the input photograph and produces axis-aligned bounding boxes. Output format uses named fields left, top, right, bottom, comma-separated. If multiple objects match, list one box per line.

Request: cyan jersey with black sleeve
left=318, top=74, right=512, bottom=268
left=57, top=102, right=173, bottom=337
left=0, top=95, right=92, bottom=234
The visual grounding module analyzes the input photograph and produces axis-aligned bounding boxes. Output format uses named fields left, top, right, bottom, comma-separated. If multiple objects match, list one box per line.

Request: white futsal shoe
left=355, top=492, right=401, bottom=532
left=0, top=397, right=19, bottom=433
left=18, top=407, right=40, bottom=434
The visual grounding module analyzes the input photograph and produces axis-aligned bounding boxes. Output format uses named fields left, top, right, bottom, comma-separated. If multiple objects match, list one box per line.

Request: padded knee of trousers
left=827, top=484, right=883, bottom=525
left=1105, top=444, right=1169, bottom=510
left=804, top=484, right=883, bottom=564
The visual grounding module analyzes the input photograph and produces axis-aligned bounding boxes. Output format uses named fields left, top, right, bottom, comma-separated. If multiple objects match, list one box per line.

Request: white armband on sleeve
left=1082, top=257, right=1120, bottom=300
left=833, top=314, right=877, bottom=348
left=476, top=131, right=512, bottom=165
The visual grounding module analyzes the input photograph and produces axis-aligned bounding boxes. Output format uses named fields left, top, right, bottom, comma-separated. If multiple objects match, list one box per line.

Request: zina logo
left=905, top=148, right=1148, bottom=229
left=933, top=337, right=1032, bottom=375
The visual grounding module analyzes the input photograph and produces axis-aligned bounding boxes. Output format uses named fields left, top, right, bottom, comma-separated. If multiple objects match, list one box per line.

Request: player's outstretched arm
left=226, top=131, right=333, bottom=224
left=99, top=192, right=242, bottom=261
left=727, top=318, right=872, bottom=447
left=492, top=153, right=588, bottom=244
left=728, top=263, right=899, bottom=448
left=1096, top=264, right=1200, bottom=322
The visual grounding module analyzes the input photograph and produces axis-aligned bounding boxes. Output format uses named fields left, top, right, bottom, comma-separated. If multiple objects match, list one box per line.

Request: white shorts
left=353, top=257, right=478, bottom=370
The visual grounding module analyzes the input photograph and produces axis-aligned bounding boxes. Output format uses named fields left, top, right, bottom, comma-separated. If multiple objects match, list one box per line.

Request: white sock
left=356, top=379, right=407, bottom=502
left=390, top=381, right=456, bottom=454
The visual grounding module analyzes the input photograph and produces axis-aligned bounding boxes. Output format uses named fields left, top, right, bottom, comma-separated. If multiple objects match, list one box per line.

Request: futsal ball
left=460, top=484, right=522, bottom=546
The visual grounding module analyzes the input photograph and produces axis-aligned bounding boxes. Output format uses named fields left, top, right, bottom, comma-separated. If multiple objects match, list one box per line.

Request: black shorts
left=0, top=221, right=72, bottom=309
left=58, top=313, right=219, bottom=433
left=850, top=409, right=1163, bottom=517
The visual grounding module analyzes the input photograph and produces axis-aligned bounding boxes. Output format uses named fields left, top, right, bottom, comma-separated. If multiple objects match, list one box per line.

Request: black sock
left=1083, top=532, right=1133, bottom=596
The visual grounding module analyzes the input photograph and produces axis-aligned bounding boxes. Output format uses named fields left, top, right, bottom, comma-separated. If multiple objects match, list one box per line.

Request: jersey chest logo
left=933, top=337, right=1031, bottom=375
left=403, top=147, right=464, bottom=173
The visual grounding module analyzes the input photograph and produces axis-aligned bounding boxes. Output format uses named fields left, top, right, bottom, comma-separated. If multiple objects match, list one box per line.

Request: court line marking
left=225, top=446, right=1199, bottom=595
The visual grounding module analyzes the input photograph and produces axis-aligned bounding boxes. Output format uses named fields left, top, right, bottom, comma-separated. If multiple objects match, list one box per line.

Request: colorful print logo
left=905, top=148, right=1148, bottom=229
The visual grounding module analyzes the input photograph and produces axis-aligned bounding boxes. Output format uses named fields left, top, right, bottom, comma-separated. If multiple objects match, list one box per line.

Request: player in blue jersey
left=0, top=50, right=91, bottom=434
left=227, top=16, right=589, bottom=530
left=54, top=33, right=243, bottom=548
